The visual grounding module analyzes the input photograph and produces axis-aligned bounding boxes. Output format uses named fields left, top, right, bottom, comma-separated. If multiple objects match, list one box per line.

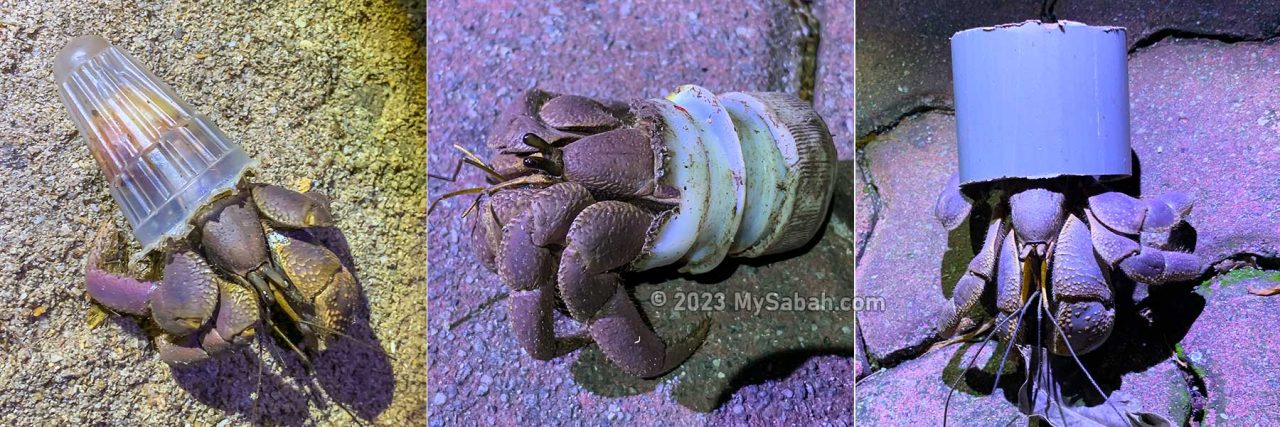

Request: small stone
left=431, top=392, right=446, bottom=405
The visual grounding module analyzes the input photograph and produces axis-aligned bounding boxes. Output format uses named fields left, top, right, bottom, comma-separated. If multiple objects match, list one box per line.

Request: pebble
left=432, top=392, right=447, bottom=406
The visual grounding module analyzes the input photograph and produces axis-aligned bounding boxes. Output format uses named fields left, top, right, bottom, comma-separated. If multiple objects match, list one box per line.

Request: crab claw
left=934, top=172, right=972, bottom=230
left=487, top=89, right=579, bottom=154
left=1117, top=247, right=1204, bottom=284
left=151, top=250, right=220, bottom=337
left=938, top=213, right=1007, bottom=337
left=199, top=278, right=260, bottom=354
left=1088, top=191, right=1194, bottom=235
left=538, top=94, right=624, bottom=132
left=1009, top=186, right=1066, bottom=259
left=252, top=184, right=335, bottom=228
left=1049, top=214, right=1114, bottom=356
left=266, top=229, right=360, bottom=346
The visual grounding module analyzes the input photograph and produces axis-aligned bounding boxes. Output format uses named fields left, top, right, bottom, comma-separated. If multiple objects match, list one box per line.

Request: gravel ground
left=0, top=0, right=426, bottom=425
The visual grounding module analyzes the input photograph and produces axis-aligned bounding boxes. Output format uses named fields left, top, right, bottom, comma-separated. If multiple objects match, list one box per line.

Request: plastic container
left=951, top=20, right=1131, bottom=186
left=55, top=35, right=256, bottom=254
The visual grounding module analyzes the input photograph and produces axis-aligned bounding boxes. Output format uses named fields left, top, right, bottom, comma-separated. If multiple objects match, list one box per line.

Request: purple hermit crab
left=934, top=175, right=1202, bottom=355
left=432, top=85, right=836, bottom=377
left=936, top=20, right=1206, bottom=364
left=55, top=36, right=358, bottom=368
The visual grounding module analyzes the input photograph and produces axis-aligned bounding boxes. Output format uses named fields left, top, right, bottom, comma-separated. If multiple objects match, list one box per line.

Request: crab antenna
left=990, top=293, right=1037, bottom=396
left=942, top=290, right=1040, bottom=427
left=427, top=158, right=465, bottom=182
left=451, top=144, right=507, bottom=182
left=427, top=187, right=486, bottom=215
left=267, top=319, right=316, bottom=374
left=295, top=319, right=395, bottom=359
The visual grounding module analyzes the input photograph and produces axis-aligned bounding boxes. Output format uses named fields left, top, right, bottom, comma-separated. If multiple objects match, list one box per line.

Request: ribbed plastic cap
left=951, top=21, right=1132, bottom=185
left=55, top=35, right=256, bottom=254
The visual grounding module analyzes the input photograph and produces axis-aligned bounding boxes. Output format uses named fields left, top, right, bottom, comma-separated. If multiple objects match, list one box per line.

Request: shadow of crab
left=568, top=161, right=858, bottom=412
left=167, top=227, right=395, bottom=425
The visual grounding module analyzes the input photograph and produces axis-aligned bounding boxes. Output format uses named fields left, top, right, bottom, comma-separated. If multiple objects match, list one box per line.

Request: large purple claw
left=1118, top=246, right=1204, bottom=284
left=150, top=251, right=219, bottom=337
left=1088, top=192, right=1146, bottom=235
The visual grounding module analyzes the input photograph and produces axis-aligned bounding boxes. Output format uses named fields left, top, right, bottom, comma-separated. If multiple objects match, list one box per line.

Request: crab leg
left=934, top=172, right=974, bottom=231
left=939, top=212, right=1007, bottom=337
left=559, top=201, right=710, bottom=378
left=498, top=183, right=595, bottom=360
left=1086, top=192, right=1203, bottom=284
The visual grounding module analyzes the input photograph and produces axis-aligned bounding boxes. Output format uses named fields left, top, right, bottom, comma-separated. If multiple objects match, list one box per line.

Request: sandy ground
left=0, top=0, right=425, bottom=425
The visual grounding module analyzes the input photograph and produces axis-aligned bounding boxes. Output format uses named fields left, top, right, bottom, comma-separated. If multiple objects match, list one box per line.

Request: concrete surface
left=0, top=0, right=426, bottom=424
left=427, top=0, right=855, bottom=425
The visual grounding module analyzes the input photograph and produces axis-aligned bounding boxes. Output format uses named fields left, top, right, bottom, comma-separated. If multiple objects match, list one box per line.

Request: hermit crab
left=933, top=20, right=1205, bottom=423
left=54, top=36, right=358, bottom=368
left=934, top=175, right=1202, bottom=354
left=431, top=85, right=836, bottom=377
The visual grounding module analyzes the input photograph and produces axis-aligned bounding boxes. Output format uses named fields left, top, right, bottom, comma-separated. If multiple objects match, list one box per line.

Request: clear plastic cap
left=55, top=35, right=256, bottom=254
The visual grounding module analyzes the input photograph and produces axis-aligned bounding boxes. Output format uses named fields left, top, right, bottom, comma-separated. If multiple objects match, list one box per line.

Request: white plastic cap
left=55, top=35, right=256, bottom=254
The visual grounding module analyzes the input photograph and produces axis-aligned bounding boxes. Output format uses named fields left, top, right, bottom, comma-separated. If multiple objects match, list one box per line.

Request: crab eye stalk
left=522, top=156, right=563, bottom=176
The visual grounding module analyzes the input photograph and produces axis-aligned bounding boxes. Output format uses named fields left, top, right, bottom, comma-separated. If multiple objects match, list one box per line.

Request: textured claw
left=200, top=195, right=271, bottom=278
left=994, top=226, right=1023, bottom=314
left=266, top=229, right=359, bottom=337
left=1088, top=192, right=1146, bottom=235
left=1156, top=192, right=1193, bottom=217
left=1140, top=198, right=1177, bottom=232
left=934, top=171, right=973, bottom=230
left=488, top=89, right=578, bottom=154
left=252, top=184, right=335, bottom=228
left=558, top=201, right=653, bottom=322
left=1049, top=214, right=1114, bottom=356
left=1085, top=209, right=1141, bottom=267
left=939, top=215, right=1006, bottom=336
left=497, top=183, right=594, bottom=292
left=1009, top=186, right=1066, bottom=259
left=1050, top=300, right=1114, bottom=356
left=561, top=128, right=660, bottom=201
left=211, top=277, right=259, bottom=349
left=539, top=95, right=623, bottom=132
left=1118, top=246, right=1204, bottom=284
left=151, top=250, right=220, bottom=337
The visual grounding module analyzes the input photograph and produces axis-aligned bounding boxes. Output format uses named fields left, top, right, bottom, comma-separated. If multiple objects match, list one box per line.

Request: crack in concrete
left=854, top=149, right=881, bottom=266
left=787, top=0, right=821, bottom=103
left=857, top=104, right=954, bottom=146
left=1129, top=26, right=1280, bottom=52
left=1172, top=343, right=1210, bottom=424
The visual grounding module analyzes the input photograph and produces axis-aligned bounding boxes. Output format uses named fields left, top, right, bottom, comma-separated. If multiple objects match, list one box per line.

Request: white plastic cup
left=55, top=35, right=256, bottom=254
